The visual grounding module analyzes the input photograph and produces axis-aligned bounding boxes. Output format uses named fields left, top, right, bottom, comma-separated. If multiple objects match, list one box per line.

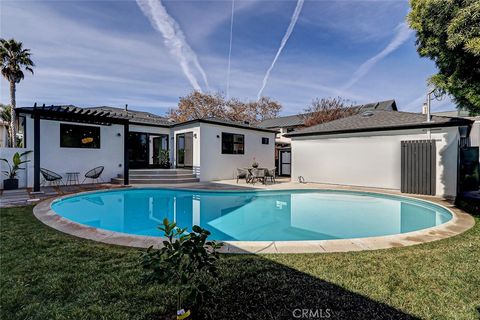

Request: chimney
left=422, top=102, right=428, bottom=115
left=125, top=104, right=128, bottom=111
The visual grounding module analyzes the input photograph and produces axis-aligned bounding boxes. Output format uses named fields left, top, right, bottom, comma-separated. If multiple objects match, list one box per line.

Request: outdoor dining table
left=245, top=167, right=269, bottom=184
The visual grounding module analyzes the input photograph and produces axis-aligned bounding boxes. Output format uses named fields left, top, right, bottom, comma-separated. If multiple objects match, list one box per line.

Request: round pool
left=50, top=188, right=453, bottom=241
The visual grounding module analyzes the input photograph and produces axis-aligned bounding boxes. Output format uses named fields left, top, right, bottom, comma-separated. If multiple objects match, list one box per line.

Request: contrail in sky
left=257, top=0, right=304, bottom=100
left=226, top=0, right=235, bottom=99
left=342, top=22, right=413, bottom=90
left=136, top=0, right=209, bottom=92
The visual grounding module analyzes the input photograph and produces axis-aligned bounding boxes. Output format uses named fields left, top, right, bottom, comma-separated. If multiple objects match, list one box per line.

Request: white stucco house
left=1, top=104, right=275, bottom=190
left=257, top=100, right=398, bottom=176
left=285, top=110, right=477, bottom=199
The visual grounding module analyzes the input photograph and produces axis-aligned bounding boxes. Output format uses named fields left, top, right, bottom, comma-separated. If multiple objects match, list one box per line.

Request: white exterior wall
left=198, top=123, right=275, bottom=181
left=291, top=127, right=460, bottom=198
left=276, top=127, right=292, bottom=145
left=470, top=120, right=480, bottom=147
left=24, top=118, right=125, bottom=187
left=129, top=124, right=170, bottom=135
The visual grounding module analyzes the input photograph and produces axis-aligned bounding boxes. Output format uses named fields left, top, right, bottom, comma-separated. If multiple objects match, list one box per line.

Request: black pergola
left=18, top=104, right=131, bottom=192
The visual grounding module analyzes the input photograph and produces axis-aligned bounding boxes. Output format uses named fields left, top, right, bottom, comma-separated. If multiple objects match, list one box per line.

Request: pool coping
left=32, top=186, right=475, bottom=254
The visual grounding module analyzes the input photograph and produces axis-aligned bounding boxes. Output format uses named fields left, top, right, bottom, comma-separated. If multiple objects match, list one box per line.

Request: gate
left=401, top=140, right=436, bottom=195
left=458, top=147, right=479, bottom=193
left=279, top=149, right=291, bottom=176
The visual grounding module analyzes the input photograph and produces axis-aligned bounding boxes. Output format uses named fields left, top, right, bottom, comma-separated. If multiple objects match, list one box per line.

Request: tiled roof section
left=173, top=117, right=277, bottom=133
left=257, top=99, right=398, bottom=129
left=286, top=110, right=474, bottom=137
left=86, top=106, right=172, bottom=126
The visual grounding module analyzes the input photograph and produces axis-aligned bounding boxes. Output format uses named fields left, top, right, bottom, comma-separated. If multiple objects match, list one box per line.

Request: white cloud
left=342, top=22, right=414, bottom=90
left=136, top=0, right=209, bottom=92
left=257, top=0, right=304, bottom=100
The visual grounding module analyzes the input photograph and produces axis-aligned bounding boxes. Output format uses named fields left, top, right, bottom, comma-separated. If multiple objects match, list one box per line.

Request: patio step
left=111, top=168, right=199, bottom=184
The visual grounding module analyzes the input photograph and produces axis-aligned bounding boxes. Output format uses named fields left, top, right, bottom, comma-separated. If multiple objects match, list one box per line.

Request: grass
left=1, top=206, right=479, bottom=319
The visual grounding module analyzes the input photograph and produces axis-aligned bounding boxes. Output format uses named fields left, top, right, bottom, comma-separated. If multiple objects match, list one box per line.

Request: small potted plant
left=158, top=150, right=171, bottom=169
left=252, top=157, right=259, bottom=168
left=1, top=150, right=32, bottom=190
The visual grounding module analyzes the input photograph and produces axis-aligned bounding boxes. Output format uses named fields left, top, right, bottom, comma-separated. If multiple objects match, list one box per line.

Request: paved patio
left=0, top=183, right=126, bottom=208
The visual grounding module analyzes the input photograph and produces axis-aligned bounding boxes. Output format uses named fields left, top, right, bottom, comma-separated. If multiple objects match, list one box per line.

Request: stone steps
left=111, top=169, right=199, bottom=185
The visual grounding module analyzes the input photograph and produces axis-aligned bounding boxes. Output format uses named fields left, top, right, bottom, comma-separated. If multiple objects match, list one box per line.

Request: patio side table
left=65, top=172, right=80, bottom=185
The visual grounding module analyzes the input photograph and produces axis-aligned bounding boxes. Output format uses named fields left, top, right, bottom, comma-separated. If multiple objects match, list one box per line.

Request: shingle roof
left=85, top=106, right=172, bottom=126
left=286, top=110, right=474, bottom=137
left=173, top=117, right=277, bottom=133
left=257, top=99, right=398, bottom=129
left=17, top=105, right=275, bottom=132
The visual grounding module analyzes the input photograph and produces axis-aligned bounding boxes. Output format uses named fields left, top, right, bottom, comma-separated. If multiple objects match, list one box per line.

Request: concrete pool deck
left=32, top=181, right=475, bottom=254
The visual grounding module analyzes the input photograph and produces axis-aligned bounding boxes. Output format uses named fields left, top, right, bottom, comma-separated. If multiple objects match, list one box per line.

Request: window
left=222, top=132, right=244, bottom=154
left=60, top=124, right=100, bottom=148
left=262, top=137, right=269, bottom=145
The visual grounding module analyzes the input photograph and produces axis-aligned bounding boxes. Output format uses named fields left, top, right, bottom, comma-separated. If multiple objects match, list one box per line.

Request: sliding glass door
left=176, top=132, right=193, bottom=168
left=128, top=132, right=149, bottom=169
left=129, top=132, right=169, bottom=169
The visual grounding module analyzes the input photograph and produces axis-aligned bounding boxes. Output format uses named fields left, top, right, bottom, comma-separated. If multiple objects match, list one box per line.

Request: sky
left=0, top=0, right=455, bottom=116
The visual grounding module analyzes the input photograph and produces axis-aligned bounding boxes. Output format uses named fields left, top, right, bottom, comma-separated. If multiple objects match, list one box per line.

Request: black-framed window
left=262, top=137, right=269, bottom=144
left=60, top=123, right=100, bottom=149
left=222, top=132, right=244, bottom=154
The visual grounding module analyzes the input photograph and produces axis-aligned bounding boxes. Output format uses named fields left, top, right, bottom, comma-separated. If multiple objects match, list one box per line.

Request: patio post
left=33, top=107, right=41, bottom=192
left=123, top=122, right=129, bottom=185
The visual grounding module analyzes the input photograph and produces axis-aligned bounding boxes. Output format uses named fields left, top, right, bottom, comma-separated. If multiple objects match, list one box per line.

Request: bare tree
left=302, top=97, right=356, bottom=127
left=169, top=91, right=226, bottom=122
left=169, top=91, right=282, bottom=123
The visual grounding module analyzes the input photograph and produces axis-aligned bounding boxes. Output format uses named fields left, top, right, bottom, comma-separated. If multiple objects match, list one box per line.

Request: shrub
left=140, top=218, right=223, bottom=319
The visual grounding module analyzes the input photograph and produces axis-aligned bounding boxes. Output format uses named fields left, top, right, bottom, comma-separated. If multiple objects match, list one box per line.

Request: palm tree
left=0, top=39, right=34, bottom=147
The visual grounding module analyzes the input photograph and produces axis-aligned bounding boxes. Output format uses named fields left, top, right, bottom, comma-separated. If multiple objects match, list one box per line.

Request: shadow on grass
left=199, top=253, right=418, bottom=320
left=1, top=205, right=420, bottom=320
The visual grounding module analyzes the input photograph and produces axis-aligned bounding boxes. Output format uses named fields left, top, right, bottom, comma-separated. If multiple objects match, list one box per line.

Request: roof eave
left=285, top=120, right=474, bottom=138
left=172, top=118, right=277, bottom=133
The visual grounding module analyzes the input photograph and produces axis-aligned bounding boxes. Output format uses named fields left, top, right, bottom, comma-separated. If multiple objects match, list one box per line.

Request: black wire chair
left=82, top=166, right=104, bottom=184
left=40, top=168, right=64, bottom=186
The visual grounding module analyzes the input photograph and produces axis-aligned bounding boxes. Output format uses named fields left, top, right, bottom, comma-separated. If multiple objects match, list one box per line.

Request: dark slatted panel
left=401, top=140, right=436, bottom=196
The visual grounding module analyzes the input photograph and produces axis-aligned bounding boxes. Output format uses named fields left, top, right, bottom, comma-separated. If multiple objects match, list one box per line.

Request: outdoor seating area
left=237, top=167, right=276, bottom=185
left=40, top=166, right=105, bottom=186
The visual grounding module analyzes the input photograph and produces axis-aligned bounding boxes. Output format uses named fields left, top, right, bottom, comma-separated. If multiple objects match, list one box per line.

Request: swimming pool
left=50, top=188, right=453, bottom=241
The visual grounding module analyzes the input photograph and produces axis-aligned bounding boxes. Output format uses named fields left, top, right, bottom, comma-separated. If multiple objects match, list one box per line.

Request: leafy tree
left=302, top=97, right=356, bottom=127
left=408, top=0, right=480, bottom=114
left=0, top=38, right=35, bottom=147
left=169, top=91, right=282, bottom=123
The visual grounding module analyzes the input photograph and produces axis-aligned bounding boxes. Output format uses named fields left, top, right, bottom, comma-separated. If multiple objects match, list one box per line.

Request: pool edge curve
left=33, top=187, right=475, bottom=254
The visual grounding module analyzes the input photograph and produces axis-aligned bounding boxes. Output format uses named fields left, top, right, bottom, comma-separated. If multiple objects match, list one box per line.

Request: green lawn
left=1, top=206, right=479, bottom=320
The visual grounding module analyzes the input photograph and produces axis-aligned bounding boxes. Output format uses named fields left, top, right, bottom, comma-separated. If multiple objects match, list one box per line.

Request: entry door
left=176, top=134, right=186, bottom=167
left=176, top=132, right=194, bottom=168
left=279, top=150, right=291, bottom=176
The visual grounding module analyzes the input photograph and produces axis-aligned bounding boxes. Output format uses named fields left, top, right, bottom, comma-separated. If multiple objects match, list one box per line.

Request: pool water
left=51, top=189, right=453, bottom=241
